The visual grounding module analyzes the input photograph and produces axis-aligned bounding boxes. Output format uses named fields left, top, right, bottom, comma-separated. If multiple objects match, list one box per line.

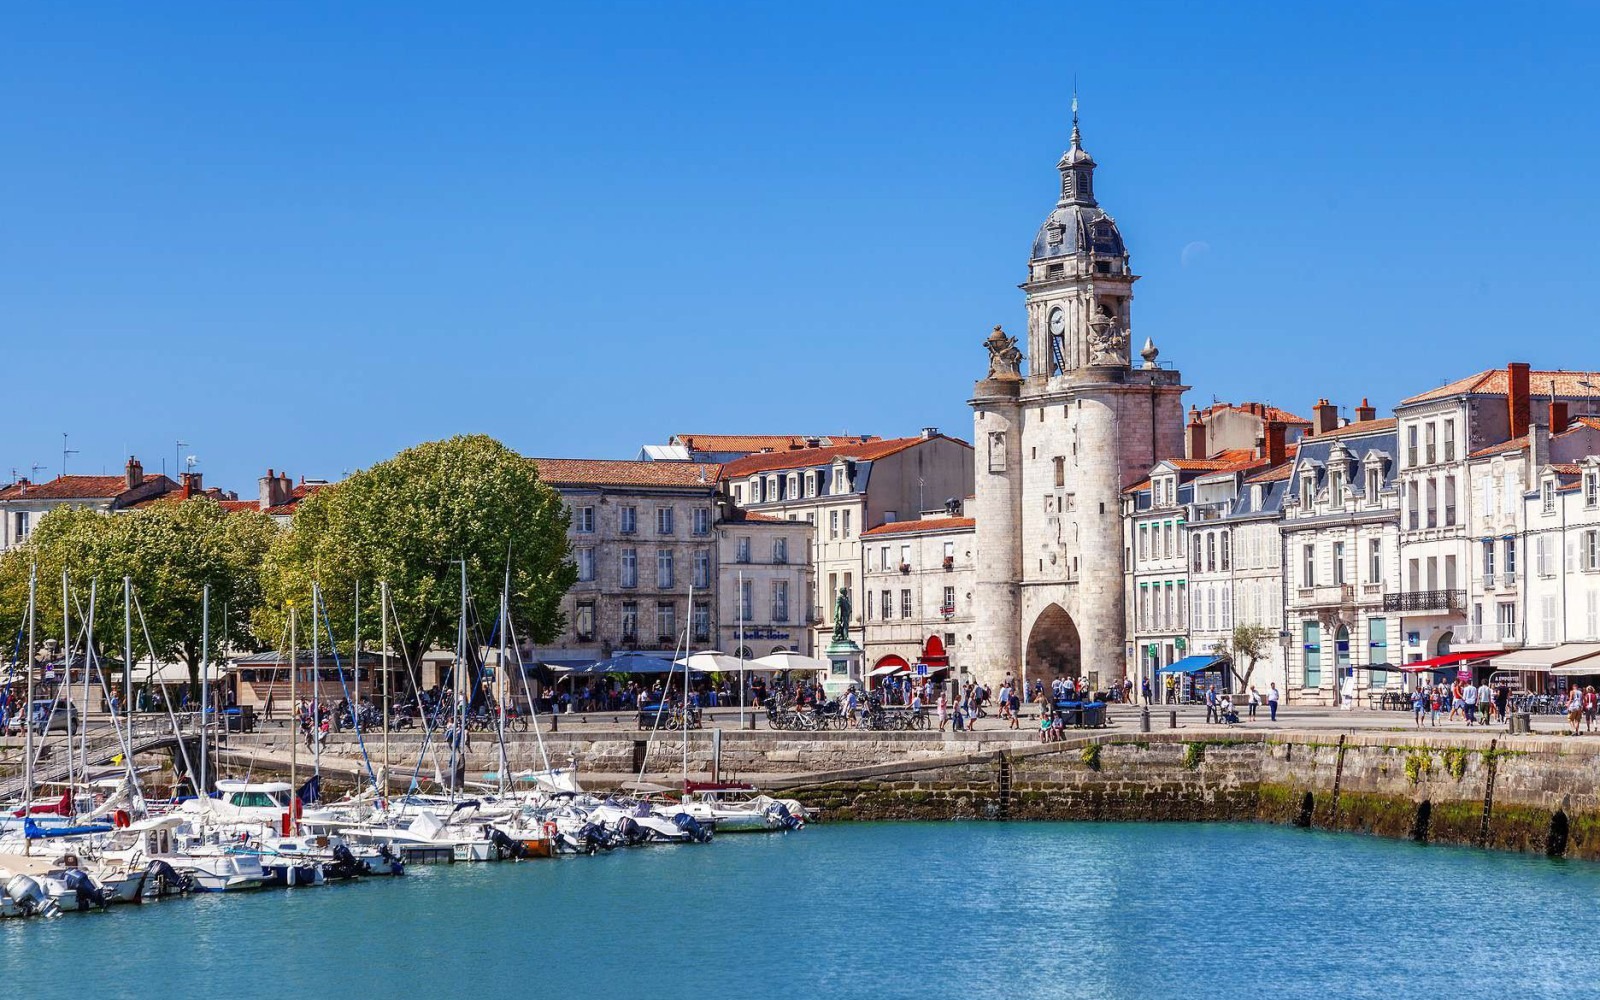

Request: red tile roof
left=1561, top=415, right=1600, bottom=434
left=1308, top=417, right=1398, bottom=440
left=740, top=512, right=794, bottom=524
left=718, top=434, right=968, bottom=479
left=673, top=434, right=877, bottom=455
left=1402, top=369, right=1600, bottom=405
left=1469, top=434, right=1529, bottom=459
left=1197, top=402, right=1312, bottom=426
left=1246, top=460, right=1298, bottom=484
left=0, top=474, right=172, bottom=502
left=531, top=458, right=721, bottom=489
left=862, top=516, right=975, bottom=537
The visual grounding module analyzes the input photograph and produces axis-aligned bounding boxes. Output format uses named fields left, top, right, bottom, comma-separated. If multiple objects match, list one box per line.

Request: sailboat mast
left=24, top=563, right=36, bottom=833
left=82, top=579, right=96, bottom=792
left=683, top=582, right=692, bottom=790
left=62, top=569, right=72, bottom=801
left=380, top=581, right=389, bottom=800
left=200, top=584, right=209, bottom=799
left=352, top=579, right=360, bottom=745
left=739, top=568, right=746, bottom=729
left=289, top=606, right=297, bottom=817
left=497, top=585, right=508, bottom=796
left=312, top=582, right=321, bottom=785
left=123, top=576, right=133, bottom=783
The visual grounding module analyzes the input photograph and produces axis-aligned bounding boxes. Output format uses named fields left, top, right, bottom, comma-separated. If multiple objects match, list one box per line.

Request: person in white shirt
left=1477, top=681, right=1494, bottom=725
left=1462, top=680, right=1479, bottom=725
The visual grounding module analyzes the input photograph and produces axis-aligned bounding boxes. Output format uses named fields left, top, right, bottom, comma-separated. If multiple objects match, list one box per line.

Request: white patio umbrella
left=751, top=651, right=832, bottom=673
left=677, top=650, right=753, bottom=728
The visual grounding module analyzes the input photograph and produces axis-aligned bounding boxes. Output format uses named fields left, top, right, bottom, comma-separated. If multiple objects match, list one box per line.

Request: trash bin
left=1140, top=706, right=1151, bottom=733
left=1082, top=702, right=1106, bottom=728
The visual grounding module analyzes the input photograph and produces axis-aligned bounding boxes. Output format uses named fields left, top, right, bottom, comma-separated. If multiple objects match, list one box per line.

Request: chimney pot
left=1355, top=397, right=1376, bottom=423
left=124, top=456, right=144, bottom=489
left=1188, top=410, right=1208, bottom=460
left=1265, top=421, right=1288, bottom=467
left=1313, top=399, right=1339, bottom=435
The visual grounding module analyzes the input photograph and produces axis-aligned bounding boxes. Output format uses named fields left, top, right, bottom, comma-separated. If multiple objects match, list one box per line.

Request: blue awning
left=1158, top=654, right=1228, bottom=675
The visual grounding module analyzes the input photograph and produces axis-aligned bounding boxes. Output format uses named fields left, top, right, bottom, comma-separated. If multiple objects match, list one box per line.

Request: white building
left=0, top=458, right=177, bottom=550
left=715, top=507, right=815, bottom=659
left=718, top=431, right=974, bottom=655
left=1517, top=451, right=1600, bottom=678
left=859, top=508, right=976, bottom=684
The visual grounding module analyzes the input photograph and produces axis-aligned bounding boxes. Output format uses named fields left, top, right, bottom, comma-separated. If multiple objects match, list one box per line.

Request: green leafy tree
left=1214, top=622, right=1278, bottom=694
left=0, top=499, right=279, bottom=690
left=255, top=435, right=575, bottom=674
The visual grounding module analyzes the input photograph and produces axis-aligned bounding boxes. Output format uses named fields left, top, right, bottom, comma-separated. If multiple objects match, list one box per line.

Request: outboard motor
left=766, top=801, right=802, bottom=831
left=60, top=868, right=109, bottom=910
left=671, top=812, right=713, bottom=844
left=485, top=826, right=529, bottom=860
left=614, top=816, right=646, bottom=847
left=5, top=874, right=61, bottom=918
left=377, top=843, right=406, bottom=875
left=326, top=842, right=370, bottom=880
left=144, top=859, right=196, bottom=896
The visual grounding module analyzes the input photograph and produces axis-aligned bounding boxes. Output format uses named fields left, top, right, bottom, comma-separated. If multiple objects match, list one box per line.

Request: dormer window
left=1542, top=479, right=1557, bottom=514
left=1299, top=474, right=1314, bottom=509
left=1046, top=221, right=1065, bottom=247
left=1366, top=467, right=1381, bottom=502
left=1586, top=471, right=1599, bottom=509
left=1329, top=467, right=1344, bottom=500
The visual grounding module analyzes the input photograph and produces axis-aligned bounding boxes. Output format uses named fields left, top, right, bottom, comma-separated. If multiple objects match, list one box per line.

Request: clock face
left=1048, top=308, right=1065, bottom=335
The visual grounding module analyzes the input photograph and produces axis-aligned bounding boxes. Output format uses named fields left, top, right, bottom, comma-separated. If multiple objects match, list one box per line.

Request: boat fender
left=281, top=811, right=293, bottom=837
left=114, top=809, right=131, bottom=829
left=542, top=820, right=558, bottom=839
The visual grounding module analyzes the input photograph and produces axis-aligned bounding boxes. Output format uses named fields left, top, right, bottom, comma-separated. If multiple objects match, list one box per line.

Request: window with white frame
left=692, top=507, right=710, bottom=535
left=1543, top=480, right=1557, bottom=514
left=1425, top=422, right=1437, bottom=465
left=575, top=506, right=596, bottom=533
left=657, top=507, right=674, bottom=535
left=736, top=536, right=751, bottom=563
left=881, top=590, right=893, bottom=620
left=773, top=537, right=788, bottom=564
left=1586, top=472, right=1600, bottom=509
left=842, top=510, right=851, bottom=537
left=576, top=548, right=595, bottom=582
left=621, top=601, right=638, bottom=639
left=575, top=601, right=595, bottom=639
left=656, top=602, right=675, bottom=640
left=1303, top=544, right=1316, bottom=587
left=1406, top=425, right=1419, bottom=467
left=740, top=580, right=753, bottom=622
left=693, top=549, right=710, bottom=588
left=1444, top=476, right=1457, bottom=526
left=1585, top=530, right=1600, bottom=572
left=772, top=581, right=789, bottom=623
left=620, top=506, right=637, bottom=535
left=829, top=511, right=839, bottom=540
left=1333, top=541, right=1346, bottom=585
left=620, top=548, right=637, bottom=588
left=901, top=589, right=912, bottom=618
left=1369, top=538, right=1382, bottom=583
left=656, top=550, right=674, bottom=589
left=1443, top=420, right=1456, bottom=462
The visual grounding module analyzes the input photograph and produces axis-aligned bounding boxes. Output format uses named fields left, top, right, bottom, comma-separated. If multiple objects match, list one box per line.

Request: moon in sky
left=1180, top=240, right=1211, bottom=268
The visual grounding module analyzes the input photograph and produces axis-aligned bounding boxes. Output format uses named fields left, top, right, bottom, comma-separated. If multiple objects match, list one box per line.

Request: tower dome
left=1030, top=103, right=1126, bottom=263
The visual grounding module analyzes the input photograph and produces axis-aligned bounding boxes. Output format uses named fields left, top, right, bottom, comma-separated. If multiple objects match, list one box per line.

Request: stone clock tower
left=970, top=106, right=1188, bottom=691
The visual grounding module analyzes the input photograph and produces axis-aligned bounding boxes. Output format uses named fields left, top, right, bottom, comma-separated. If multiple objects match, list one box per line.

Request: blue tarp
left=23, top=819, right=115, bottom=839
left=571, top=653, right=706, bottom=676
left=1158, top=655, right=1227, bottom=675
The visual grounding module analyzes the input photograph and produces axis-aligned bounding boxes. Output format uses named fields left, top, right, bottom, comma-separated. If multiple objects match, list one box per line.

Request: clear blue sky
left=3, top=2, right=1597, bottom=493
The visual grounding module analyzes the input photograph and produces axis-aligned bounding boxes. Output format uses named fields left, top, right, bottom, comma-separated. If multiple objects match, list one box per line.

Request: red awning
left=921, top=635, right=949, bottom=667
left=1400, top=651, right=1497, bottom=672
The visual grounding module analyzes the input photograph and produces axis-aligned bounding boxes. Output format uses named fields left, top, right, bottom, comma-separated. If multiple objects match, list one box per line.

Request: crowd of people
left=1409, top=678, right=1513, bottom=730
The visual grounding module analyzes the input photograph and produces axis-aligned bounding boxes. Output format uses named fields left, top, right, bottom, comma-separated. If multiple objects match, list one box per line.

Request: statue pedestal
left=823, top=638, right=864, bottom=698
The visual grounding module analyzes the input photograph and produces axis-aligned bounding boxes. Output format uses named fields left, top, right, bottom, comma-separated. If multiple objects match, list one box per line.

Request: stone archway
left=1025, top=604, right=1082, bottom=679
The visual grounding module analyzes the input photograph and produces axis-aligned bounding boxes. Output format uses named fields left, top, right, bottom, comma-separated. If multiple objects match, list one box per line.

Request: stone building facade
left=970, top=111, right=1187, bottom=693
left=859, top=511, right=977, bottom=681
left=715, top=507, right=816, bottom=659
left=1523, top=449, right=1600, bottom=652
left=718, top=432, right=974, bottom=655
left=532, top=458, right=722, bottom=663
left=0, top=458, right=177, bottom=550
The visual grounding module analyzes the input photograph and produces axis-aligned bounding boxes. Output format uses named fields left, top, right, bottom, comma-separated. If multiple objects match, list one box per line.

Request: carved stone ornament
left=1086, top=304, right=1129, bottom=366
left=984, top=324, right=1024, bottom=380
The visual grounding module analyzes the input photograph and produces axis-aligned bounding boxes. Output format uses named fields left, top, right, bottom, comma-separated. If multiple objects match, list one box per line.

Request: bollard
left=1140, top=706, right=1151, bottom=733
left=549, top=712, right=558, bottom=733
left=1169, top=710, right=1178, bottom=729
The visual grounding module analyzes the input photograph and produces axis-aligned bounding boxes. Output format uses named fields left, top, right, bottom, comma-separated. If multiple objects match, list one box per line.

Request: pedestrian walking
left=1247, top=686, right=1260, bottom=720
left=1411, top=686, right=1426, bottom=729
left=1267, top=683, right=1279, bottom=723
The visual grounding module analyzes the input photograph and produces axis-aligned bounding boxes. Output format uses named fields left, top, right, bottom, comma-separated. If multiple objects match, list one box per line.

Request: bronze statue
left=831, top=588, right=852, bottom=644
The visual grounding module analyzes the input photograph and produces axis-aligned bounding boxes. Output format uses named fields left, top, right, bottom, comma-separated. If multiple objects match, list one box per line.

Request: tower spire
left=1071, top=83, right=1080, bottom=150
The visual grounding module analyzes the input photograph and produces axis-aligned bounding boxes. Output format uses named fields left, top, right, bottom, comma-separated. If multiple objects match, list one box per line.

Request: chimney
left=1529, top=419, right=1550, bottom=477
left=1550, top=400, right=1570, bottom=435
left=1355, top=397, right=1376, bottom=422
left=1507, top=362, right=1531, bottom=438
left=124, top=456, right=143, bottom=489
left=1186, top=406, right=1206, bottom=459
left=920, top=426, right=939, bottom=440
left=179, top=471, right=201, bottom=498
left=1265, top=421, right=1288, bottom=467
left=1314, top=398, right=1339, bottom=435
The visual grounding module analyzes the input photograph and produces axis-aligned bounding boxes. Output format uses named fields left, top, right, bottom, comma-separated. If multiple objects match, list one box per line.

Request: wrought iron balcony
left=1382, top=589, right=1467, bottom=613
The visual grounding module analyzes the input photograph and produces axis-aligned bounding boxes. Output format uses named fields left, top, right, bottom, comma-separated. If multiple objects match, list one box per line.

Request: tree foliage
left=1214, top=622, right=1278, bottom=693
left=0, top=499, right=279, bottom=687
left=255, top=435, right=574, bottom=671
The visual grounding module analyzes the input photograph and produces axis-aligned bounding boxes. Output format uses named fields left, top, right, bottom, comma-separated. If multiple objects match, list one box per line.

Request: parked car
left=4, top=700, right=81, bottom=735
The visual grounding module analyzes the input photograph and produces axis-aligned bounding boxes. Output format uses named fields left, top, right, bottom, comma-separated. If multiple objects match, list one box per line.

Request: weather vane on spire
left=1070, top=79, right=1081, bottom=148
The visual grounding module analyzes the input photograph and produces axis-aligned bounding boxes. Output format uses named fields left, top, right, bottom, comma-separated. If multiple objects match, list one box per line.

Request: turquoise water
left=4, top=822, right=1599, bottom=999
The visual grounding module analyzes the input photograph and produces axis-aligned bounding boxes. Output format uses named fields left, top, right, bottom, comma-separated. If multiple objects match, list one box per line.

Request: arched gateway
left=1025, top=604, right=1082, bottom=679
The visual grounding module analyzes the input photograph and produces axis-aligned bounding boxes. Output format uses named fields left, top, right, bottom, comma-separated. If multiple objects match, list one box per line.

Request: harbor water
left=4, top=821, right=1598, bottom=999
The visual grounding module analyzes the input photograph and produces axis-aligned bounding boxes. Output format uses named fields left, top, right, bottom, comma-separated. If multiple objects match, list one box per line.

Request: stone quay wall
left=778, top=730, right=1600, bottom=860
left=221, top=727, right=1600, bottom=860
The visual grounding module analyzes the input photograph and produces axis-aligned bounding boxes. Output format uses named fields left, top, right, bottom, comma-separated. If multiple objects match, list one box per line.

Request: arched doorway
left=1435, top=631, right=1454, bottom=656
left=1025, top=604, right=1081, bottom=680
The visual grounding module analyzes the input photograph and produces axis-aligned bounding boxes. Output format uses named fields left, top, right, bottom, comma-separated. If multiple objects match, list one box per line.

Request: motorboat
left=97, top=815, right=265, bottom=893
left=678, top=782, right=806, bottom=832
